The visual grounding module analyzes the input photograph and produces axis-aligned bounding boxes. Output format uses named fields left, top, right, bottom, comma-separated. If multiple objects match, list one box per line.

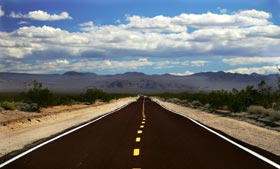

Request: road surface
left=1, top=97, right=279, bottom=169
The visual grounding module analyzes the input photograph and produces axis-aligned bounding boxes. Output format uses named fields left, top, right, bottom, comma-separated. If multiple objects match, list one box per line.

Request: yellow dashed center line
left=133, top=148, right=140, bottom=156
left=136, top=137, right=141, bottom=142
left=132, top=98, right=147, bottom=168
left=142, top=98, right=146, bottom=119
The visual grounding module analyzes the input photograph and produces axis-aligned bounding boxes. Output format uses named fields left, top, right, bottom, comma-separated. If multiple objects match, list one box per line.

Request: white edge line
left=155, top=100, right=280, bottom=169
left=0, top=102, right=133, bottom=168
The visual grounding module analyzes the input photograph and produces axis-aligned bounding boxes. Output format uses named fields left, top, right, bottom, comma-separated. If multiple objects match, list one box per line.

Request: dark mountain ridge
left=0, top=71, right=278, bottom=94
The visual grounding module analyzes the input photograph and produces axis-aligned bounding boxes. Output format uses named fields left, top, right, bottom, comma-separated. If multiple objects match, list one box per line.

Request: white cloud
left=169, top=71, right=194, bottom=76
left=79, top=21, right=94, bottom=27
left=218, top=7, right=227, bottom=14
left=223, top=57, right=280, bottom=66
left=0, top=58, right=153, bottom=73
left=123, top=15, right=187, bottom=33
left=153, top=60, right=208, bottom=69
left=237, top=9, right=271, bottom=19
left=189, top=60, right=209, bottom=67
left=9, top=10, right=72, bottom=21
left=0, top=6, right=4, bottom=17
left=226, top=66, right=278, bottom=75
left=18, top=21, right=29, bottom=25
left=79, top=21, right=95, bottom=31
left=0, top=9, right=280, bottom=72
left=172, top=10, right=271, bottom=28
left=115, top=19, right=121, bottom=24
left=0, top=57, right=208, bottom=74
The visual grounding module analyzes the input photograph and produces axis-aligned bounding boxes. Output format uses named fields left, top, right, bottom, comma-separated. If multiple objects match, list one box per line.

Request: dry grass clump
left=247, top=105, right=269, bottom=115
left=268, top=110, right=280, bottom=122
left=247, top=105, right=280, bottom=122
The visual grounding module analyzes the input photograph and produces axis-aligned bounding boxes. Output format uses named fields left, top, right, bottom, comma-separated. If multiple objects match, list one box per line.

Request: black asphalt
left=1, top=97, right=279, bottom=169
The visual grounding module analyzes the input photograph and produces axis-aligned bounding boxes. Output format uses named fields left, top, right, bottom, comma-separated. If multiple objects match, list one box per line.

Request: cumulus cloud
left=237, top=9, right=271, bottom=19
left=79, top=21, right=95, bottom=32
left=153, top=60, right=208, bottom=69
left=226, top=66, right=278, bottom=75
left=0, top=58, right=208, bottom=74
left=18, top=21, right=29, bottom=25
left=9, top=10, right=72, bottom=21
left=169, top=71, right=194, bottom=76
left=223, top=57, right=280, bottom=66
left=1, top=10, right=280, bottom=61
left=1, top=9, right=280, bottom=74
left=218, top=7, right=227, bottom=14
left=0, top=6, right=4, bottom=17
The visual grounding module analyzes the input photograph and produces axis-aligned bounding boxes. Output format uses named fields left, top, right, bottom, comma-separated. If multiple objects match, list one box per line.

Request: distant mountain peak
left=250, top=73, right=261, bottom=76
left=63, top=71, right=96, bottom=76
left=122, top=72, right=146, bottom=76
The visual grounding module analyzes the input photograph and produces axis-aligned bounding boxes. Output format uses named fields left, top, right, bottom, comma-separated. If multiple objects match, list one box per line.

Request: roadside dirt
left=0, top=97, right=136, bottom=158
left=154, top=98, right=280, bottom=156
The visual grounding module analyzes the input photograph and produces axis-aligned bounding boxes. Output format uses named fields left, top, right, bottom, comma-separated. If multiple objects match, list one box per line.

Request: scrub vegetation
left=0, top=80, right=134, bottom=112
left=155, top=78, right=280, bottom=123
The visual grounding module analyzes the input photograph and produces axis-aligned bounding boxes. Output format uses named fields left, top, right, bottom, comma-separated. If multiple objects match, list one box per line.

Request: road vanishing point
left=0, top=97, right=280, bottom=169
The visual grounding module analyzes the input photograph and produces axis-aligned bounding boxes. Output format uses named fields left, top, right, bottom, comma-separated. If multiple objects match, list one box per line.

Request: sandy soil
left=153, top=98, right=280, bottom=156
left=0, top=97, right=136, bottom=158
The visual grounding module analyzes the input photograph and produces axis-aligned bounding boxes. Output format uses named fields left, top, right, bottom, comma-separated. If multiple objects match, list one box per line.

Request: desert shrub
left=191, top=100, right=202, bottom=107
left=21, top=81, right=57, bottom=109
left=29, top=103, right=39, bottom=112
left=179, top=99, right=188, bottom=104
left=272, top=103, right=280, bottom=111
left=247, top=105, right=269, bottom=115
left=16, top=102, right=31, bottom=111
left=204, top=103, right=211, bottom=109
left=167, top=98, right=180, bottom=103
left=16, top=102, right=38, bottom=112
left=221, top=106, right=229, bottom=110
left=268, top=110, right=280, bottom=122
left=57, top=96, right=77, bottom=105
left=247, top=105, right=280, bottom=121
left=82, top=88, right=109, bottom=104
left=1, top=101, right=17, bottom=110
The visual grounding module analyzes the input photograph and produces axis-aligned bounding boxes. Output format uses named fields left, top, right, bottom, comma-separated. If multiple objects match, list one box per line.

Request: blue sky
left=0, top=0, right=280, bottom=75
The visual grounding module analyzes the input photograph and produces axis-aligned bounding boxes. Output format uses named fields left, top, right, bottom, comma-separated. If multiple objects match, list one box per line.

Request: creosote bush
left=155, top=80, right=280, bottom=113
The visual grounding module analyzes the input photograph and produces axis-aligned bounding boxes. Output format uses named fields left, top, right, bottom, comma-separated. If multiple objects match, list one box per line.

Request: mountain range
left=0, top=71, right=278, bottom=94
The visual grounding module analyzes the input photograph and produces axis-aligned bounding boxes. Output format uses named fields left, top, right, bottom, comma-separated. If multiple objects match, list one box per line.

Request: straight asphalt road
left=1, top=97, right=280, bottom=169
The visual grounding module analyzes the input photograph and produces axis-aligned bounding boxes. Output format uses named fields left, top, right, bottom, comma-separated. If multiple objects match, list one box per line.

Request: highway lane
left=1, top=97, right=279, bottom=169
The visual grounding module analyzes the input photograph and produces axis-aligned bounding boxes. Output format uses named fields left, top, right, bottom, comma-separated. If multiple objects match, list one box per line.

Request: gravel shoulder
left=154, top=98, right=280, bottom=156
left=0, top=97, right=136, bottom=158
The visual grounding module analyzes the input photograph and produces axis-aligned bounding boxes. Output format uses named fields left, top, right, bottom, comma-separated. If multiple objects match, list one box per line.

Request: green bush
left=82, top=88, right=107, bottom=104
left=191, top=100, right=202, bottom=107
left=21, top=81, right=57, bottom=109
left=1, top=101, right=17, bottom=110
